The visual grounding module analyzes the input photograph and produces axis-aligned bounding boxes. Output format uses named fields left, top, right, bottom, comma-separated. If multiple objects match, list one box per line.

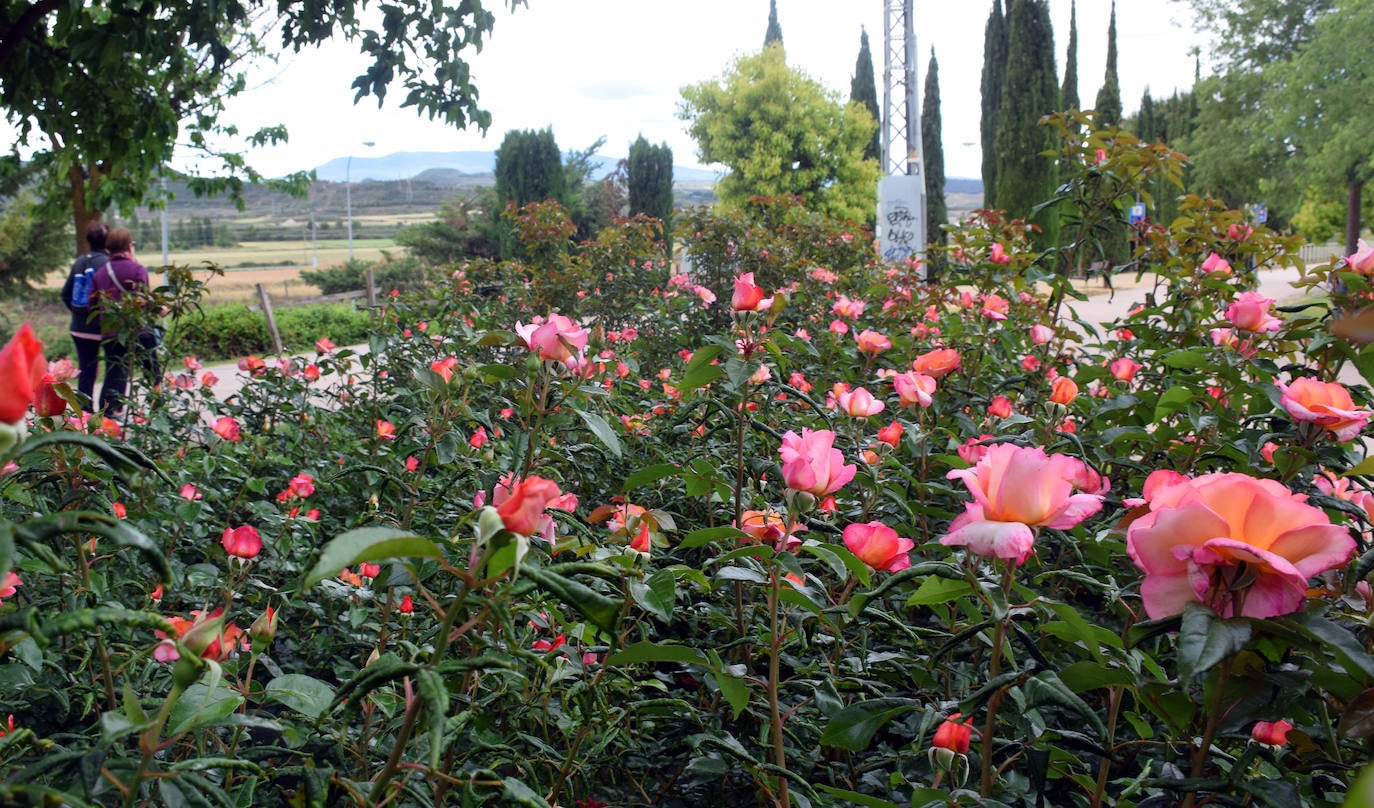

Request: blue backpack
left=71, top=267, right=95, bottom=308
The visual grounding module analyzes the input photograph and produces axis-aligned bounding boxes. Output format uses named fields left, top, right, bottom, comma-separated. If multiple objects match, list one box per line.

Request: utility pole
left=878, top=0, right=929, bottom=276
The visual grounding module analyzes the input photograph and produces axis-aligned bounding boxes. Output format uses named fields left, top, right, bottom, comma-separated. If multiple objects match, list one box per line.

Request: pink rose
left=1126, top=471, right=1355, bottom=619
left=893, top=371, right=937, bottom=408
left=837, top=386, right=885, bottom=417
left=1348, top=239, right=1374, bottom=274
left=779, top=429, right=856, bottom=497
left=1225, top=291, right=1282, bottom=333
left=731, top=273, right=771, bottom=312
left=843, top=522, right=914, bottom=572
left=942, top=444, right=1106, bottom=565
left=515, top=314, right=589, bottom=362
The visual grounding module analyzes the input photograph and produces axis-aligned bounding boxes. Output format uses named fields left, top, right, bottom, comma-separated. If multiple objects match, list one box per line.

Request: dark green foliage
left=1062, top=0, right=1080, bottom=110
left=850, top=29, right=882, bottom=163
left=0, top=178, right=70, bottom=293
left=301, top=256, right=433, bottom=297
left=494, top=128, right=567, bottom=210
left=1094, top=1, right=1122, bottom=126
left=394, top=192, right=499, bottom=266
left=626, top=136, right=674, bottom=252
left=764, top=0, right=783, bottom=49
left=980, top=0, right=1008, bottom=209
left=170, top=302, right=373, bottom=360
left=994, top=0, right=1059, bottom=243
left=494, top=128, right=567, bottom=259
left=922, top=48, right=948, bottom=247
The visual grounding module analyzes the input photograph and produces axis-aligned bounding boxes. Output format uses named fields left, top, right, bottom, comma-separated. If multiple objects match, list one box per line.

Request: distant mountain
left=313, top=150, right=980, bottom=197
left=315, top=150, right=721, bottom=184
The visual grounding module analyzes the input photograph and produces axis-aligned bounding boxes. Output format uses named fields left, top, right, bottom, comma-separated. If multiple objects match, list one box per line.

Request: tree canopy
left=980, top=0, right=1008, bottom=209
left=0, top=0, right=524, bottom=252
left=994, top=0, right=1059, bottom=241
left=922, top=48, right=948, bottom=247
left=679, top=46, right=880, bottom=224
left=627, top=135, right=674, bottom=241
left=1093, top=1, right=1122, bottom=126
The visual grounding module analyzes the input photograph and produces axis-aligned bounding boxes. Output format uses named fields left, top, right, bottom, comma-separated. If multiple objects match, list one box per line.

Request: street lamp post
left=346, top=140, right=375, bottom=261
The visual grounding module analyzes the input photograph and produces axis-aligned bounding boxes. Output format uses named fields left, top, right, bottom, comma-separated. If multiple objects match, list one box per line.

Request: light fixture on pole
left=346, top=141, right=376, bottom=261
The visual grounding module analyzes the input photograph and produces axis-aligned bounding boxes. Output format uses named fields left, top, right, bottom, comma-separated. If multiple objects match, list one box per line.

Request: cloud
left=579, top=81, right=655, bottom=101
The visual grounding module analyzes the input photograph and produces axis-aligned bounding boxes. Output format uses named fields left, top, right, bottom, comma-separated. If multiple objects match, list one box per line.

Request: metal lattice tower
left=878, top=0, right=928, bottom=269
left=881, top=0, right=924, bottom=180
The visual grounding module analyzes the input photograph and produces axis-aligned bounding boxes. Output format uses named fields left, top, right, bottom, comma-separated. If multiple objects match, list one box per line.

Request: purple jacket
left=91, top=255, right=151, bottom=338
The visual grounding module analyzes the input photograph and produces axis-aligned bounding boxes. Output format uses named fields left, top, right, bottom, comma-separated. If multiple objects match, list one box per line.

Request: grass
left=153, top=238, right=397, bottom=270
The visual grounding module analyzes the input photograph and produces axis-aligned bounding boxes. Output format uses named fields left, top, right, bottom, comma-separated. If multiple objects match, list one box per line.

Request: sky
left=203, top=0, right=1206, bottom=182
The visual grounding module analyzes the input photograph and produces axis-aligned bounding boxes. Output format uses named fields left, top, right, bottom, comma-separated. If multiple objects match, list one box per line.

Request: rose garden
left=2, top=124, right=1373, bottom=807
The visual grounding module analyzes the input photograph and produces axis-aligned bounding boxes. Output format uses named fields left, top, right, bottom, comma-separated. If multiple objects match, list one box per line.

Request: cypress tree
left=764, top=0, right=783, bottom=50
left=1061, top=0, right=1079, bottom=111
left=1094, top=1, right=1122, bottom=126
left=850, top=29, right=882, bottom=163
left=1137, top=88, right=1156, bottom=141
left=922, top=47, right=948, bottom=247
left=627, top=135, right=675, bottom=252
left=980, top=0, right=1007, bottom=209
left=994, top=0, right=1058, bottom=241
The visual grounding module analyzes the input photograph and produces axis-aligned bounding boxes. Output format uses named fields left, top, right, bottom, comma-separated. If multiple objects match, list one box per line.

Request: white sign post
left=877, top=174, right=927, bottom=276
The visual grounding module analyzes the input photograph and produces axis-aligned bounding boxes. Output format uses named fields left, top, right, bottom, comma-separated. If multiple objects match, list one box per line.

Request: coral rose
left=837, top=386, right=885, bottom=417
left=779, top=428, right=856, bottom=497
left=495, top=475, right=566, bottom=537
left=1049, top=376, right=1079, bottom=405
left=0, top=324, right=44, bottom=424
left=1125, top=471, right=1355, bottom=619
left=912, top=348, right=960, bottom=379
left=942, top=444, right=1106, bottom=565
left=854, top=329, right=892, bottom=355
left=842, top=521, right=914, bottom=571
left=731, top=272, right=771, bottom=312
left=893, top=371, right=937, bottom=408
left=1278, top=377, right=1371, bottom=442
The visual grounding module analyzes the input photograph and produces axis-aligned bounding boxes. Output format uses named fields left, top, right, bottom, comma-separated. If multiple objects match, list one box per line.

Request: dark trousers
left=100, top=331, right=160, bottom=415
left=73, top=335, right=101, bottom=408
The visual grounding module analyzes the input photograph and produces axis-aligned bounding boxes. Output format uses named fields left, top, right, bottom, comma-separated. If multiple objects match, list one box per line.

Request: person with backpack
left=60, top=220, right=111, bottom=408
left=92, top=227, right=160, bottom=416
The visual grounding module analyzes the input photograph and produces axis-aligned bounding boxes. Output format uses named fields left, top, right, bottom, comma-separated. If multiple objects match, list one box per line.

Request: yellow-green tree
left=679, top=47, right=880, bottom=224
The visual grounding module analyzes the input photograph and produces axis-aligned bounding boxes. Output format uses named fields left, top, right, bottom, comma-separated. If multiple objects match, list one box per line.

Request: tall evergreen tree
left=764, top=0, right=783, bottom=49
left=980, top=0, right=1008, bottom=208
left=494, top=127, right=567, bottom=258
left=1062, top=0, right=1079, bottom=110
left=1094, top=1, right=1122, bottom=125
left=627, top=135, right=675, bottom=252
left=850, top=29, right=882, bottom=163
left=994, top=0, right=1059, bottom=241
left=1136, top=88, right=1157, bottom=140
left=922, top=47, right=948, bottom=248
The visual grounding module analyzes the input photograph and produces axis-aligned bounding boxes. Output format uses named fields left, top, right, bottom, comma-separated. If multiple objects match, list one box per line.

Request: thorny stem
left=980, top=562, right=1016, bottom=797
left=1181, top=656, right=1233, bottom=808
left=767, top=561, right=791, bottom=808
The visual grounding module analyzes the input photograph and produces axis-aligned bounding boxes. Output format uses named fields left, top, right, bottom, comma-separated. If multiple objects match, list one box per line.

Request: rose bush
left=0, top=116, right=1369, bottom=808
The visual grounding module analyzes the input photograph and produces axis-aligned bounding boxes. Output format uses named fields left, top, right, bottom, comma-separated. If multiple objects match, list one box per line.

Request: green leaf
left=416, top=668, right=448, bottom=771
left=1161, top=349, right=1208, bottom=369
left=521, top=564, right=622, bottom=635
left=678, top=344, right=726, bottom=393
left=573, top=407, right=622, bottom=458
left=1022, top=670, right=1106, bottom=737
left=168, top=681, right=245, bottom=735
left=715, top=672, right=749, bottom=720
left=818, top=698, right=918, bottom=752
left=605, top=640, right=709, bottom=668
left=302, top=528, right=442, bottom=589
left=1177, top=604, right=1251, bottom=683
left=679, top=525, right=749, bottom=549
left=501, top=777, right=553, bottom=807
left=1153, top=386, right=1194, bottom=421
left=621, top=463, right=682, bottom=492
left=1279, top=611, right=1374, bottom=682
left=15, top=511, right=170, bottom=583
left=814, top=785, right=900, bottom=808
left=16, top=431, right=169, bottom=483
left=264, top=674, right=336, bottom=720
left=1057, top=661, right=1135, bottom=693
left=628, top=568, right=676, bottom=621
left=1340, top=688, right=1374, bottom=739
left=904, top=576, right=973, bottom=607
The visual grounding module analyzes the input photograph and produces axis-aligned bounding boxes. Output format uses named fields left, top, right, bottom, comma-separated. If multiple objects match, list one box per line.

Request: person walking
left=93, top=227, right=160, bottom=416
left=60, top=220, right=111, bottom=409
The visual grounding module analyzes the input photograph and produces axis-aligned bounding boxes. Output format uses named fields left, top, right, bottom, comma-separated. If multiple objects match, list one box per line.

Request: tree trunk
left=67, top=161, right=103, bottom=254
left=1346, top=178, right=1363, bottom=258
